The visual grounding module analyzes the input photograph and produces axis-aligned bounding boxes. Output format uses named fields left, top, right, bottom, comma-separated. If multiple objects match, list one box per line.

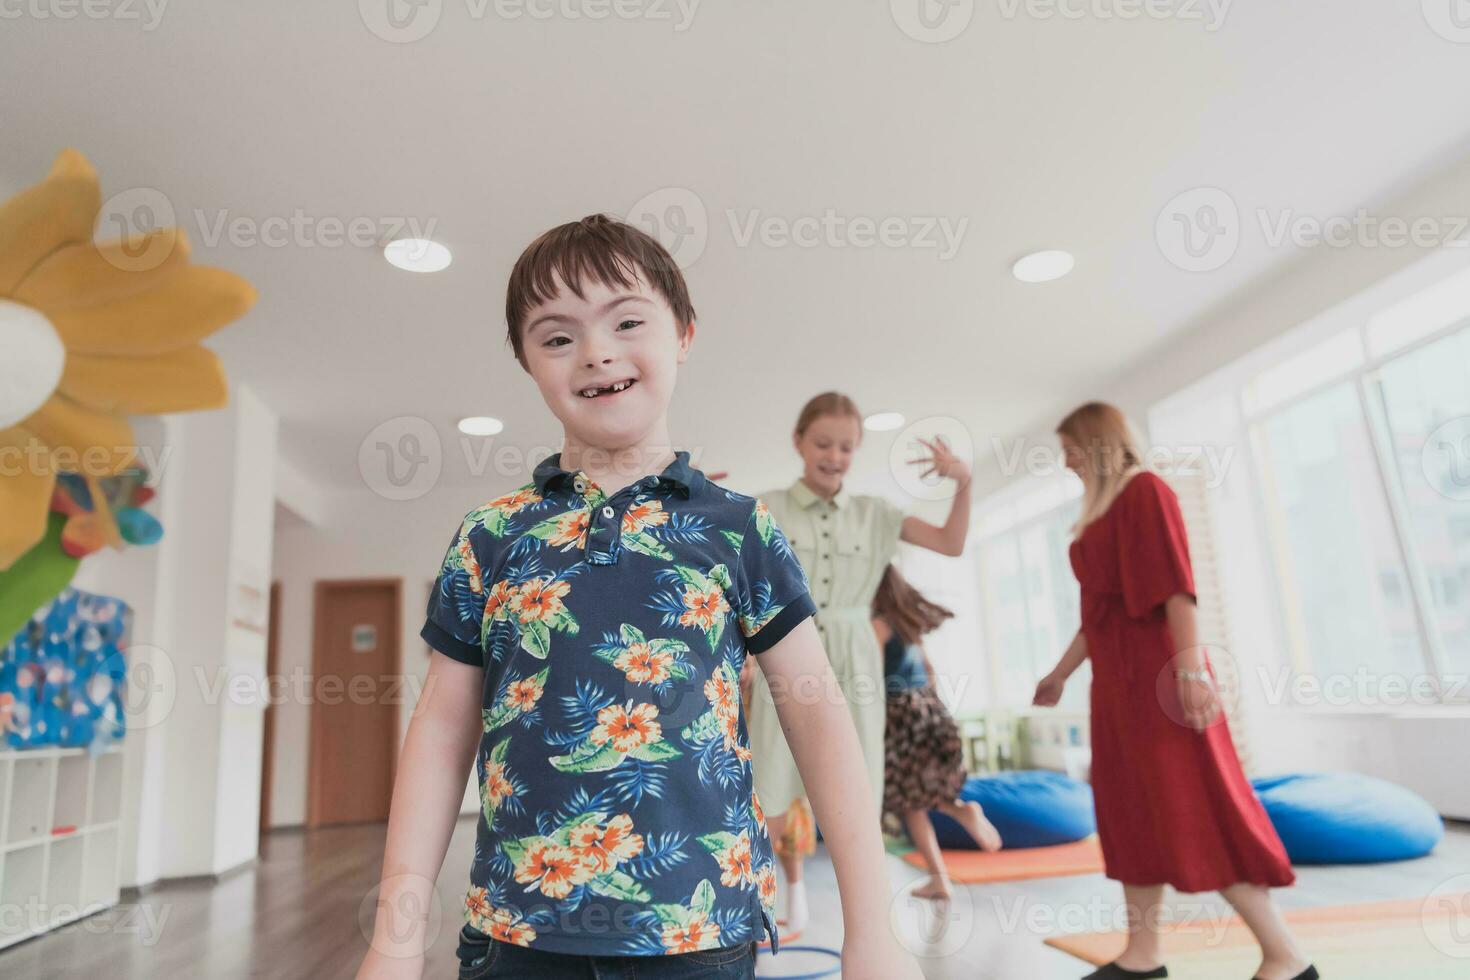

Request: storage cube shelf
left=1021, top=711, right=1093, bottom=781
left=0, top=746, right=124, bottom=949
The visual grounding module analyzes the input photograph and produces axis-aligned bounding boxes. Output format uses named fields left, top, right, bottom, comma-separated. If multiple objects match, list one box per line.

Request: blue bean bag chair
left=1252, top=772, right=1443, bottom=864
left=927, top=770, right=1095, bottom=850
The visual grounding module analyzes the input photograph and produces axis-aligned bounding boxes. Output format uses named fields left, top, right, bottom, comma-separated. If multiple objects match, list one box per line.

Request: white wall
left=74, top=384, right=280, bottom=887
left=72, top=417, right=174, bottom=890
left=267, top=486, right=482, bottom=828
left=212, top=386, right=278, bottom=871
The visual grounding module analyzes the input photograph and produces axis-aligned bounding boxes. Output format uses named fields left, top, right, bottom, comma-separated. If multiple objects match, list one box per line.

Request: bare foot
left=910, top=874, right=952, bottom=901
left=954, top=800, right=1002, bottom=852
left=779, top=877, right=809, bottom=933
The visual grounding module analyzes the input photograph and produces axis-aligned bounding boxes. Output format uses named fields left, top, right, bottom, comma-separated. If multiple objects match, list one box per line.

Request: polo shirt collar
left=533, top=450, right=704, bottom=498
left=789, top=477, right=849, bottom=510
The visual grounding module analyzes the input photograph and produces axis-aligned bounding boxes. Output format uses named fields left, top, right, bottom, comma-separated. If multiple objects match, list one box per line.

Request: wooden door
left=307, top=579, right=401, bottom=826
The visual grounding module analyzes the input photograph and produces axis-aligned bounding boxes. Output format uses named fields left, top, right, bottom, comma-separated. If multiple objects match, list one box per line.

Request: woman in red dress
left=1033, top=402, right=1317, bottom=980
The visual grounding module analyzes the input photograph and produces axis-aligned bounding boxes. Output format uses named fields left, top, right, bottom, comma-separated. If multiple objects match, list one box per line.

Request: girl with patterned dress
left=1034, top=402, right=1317, bottom=980
left=740, top=391, right=973, bottom=931
left=872, top=564, right=1001, bottom=902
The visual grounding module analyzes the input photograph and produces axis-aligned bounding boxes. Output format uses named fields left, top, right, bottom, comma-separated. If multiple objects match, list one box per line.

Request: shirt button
left=821, top=530, right=829, bottom=537
left=601, top=505, right=614, bottom=519
left=573, top=478, right=588, bottom=494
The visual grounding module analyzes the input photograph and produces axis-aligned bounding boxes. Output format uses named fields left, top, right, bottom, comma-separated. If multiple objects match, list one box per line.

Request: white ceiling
left=6, top=2, right=1470, bottom=497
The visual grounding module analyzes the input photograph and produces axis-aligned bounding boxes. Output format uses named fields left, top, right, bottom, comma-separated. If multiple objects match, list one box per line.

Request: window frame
left=973, top=486, right=1084, bottom=709
left=1243, top=314, right=1470, bottom=705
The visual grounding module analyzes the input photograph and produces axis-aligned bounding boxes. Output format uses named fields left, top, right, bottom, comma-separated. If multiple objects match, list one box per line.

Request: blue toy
left=1252, top=772, right=1443, bottom=864
left=929, top=770, right=1096, bottom=850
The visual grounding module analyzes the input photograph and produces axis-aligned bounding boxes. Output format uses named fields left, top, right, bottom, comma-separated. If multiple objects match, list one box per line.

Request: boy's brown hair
left=504, top=214, right=696, bottom=370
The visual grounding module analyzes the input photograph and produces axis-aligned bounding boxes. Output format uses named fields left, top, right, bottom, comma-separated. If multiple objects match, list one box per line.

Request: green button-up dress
left=746, top=477, right=907, bottom=818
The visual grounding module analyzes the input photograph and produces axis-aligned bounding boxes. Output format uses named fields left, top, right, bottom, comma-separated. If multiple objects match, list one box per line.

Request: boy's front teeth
left=580, top=380, right=634, bottom=398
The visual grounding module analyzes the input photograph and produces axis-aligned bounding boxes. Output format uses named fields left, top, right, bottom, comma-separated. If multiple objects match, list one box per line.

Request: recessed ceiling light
left=864, top=412, right=904, bottom=432
left=457, top=416, right=503, bottom=436
left=1012, top=250, right=1074, bottom=283
left=385, top=238, right=452, bottom=273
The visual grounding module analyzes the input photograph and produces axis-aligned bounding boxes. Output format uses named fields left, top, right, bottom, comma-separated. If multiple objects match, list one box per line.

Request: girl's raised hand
left=908, top=433, right=970, bottom=485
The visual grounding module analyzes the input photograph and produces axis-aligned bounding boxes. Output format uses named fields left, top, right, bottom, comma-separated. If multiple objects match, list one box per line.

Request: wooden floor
left=2, top=817, right=1466, bottom=979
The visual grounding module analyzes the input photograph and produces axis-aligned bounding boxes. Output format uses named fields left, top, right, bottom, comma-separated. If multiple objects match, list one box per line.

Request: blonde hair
left=794, top=391, right=862, bottom=438
left=1056, top=401, right=1147, bottom=535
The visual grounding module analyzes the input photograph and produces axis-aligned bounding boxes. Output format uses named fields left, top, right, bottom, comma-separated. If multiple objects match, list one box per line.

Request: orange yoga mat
left=901, top=836, right=1106, bottom=883
left=1045, top=894, right=1470, bottom=980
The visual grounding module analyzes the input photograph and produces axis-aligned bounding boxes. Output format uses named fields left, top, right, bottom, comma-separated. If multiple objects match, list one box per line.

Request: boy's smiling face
left=520, top=270, right=693, bottom=455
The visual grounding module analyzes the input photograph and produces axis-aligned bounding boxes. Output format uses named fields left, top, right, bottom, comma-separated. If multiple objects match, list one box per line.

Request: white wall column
left=74, top=384, right=278, bottom=885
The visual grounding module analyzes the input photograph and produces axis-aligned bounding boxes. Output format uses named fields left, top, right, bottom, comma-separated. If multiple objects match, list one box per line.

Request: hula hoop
left=753, top=943, right=841, bottom=979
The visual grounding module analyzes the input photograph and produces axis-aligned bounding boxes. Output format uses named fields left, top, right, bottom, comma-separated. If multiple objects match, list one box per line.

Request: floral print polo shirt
left=421, top=450, right=816, bottom=957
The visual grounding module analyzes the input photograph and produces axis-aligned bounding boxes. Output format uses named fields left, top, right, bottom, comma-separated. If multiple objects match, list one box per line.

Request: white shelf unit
left=0, top=745, right=125, bottom=950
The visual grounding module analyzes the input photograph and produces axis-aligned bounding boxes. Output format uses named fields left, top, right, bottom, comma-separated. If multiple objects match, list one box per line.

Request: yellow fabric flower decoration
left=0, top=149, right=255, bottom=570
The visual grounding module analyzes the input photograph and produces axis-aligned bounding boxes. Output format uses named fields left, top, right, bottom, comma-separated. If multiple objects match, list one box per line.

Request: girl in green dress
left=742, top=391, right=973, bottom=931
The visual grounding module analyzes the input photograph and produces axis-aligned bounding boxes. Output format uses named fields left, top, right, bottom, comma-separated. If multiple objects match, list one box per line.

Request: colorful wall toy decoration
left=0, top=148, right=256, bottom=645
left=52, top=468, right=164, bottom=558
left=0, top=587, right=129, bottom=749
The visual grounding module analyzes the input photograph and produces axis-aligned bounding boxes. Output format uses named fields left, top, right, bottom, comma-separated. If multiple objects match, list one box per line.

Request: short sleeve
left=420, top=515, right=488, bottom=666
left=1116, top=472, right=1196, bottom=619
left=732, top=499, right=818, bottom=655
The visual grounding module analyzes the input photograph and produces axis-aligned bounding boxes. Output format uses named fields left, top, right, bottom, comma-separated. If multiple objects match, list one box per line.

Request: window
left=976, top=494, right=1087, bottom=708
left=894, top=538, right=989, bottom=717
left=1255, top=382, right=1425, bottom=679
left=1374, top=326, right=1470, bottom=681
left=1248, top=272, right=1470, bottom=701
left=1244, top=329, right=1365, bottom=415
left=1365, top=266, right=1470, bottom=359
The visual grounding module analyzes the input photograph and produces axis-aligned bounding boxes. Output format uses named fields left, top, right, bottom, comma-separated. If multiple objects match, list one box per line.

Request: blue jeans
left=454, top=924, right=758, bottom=979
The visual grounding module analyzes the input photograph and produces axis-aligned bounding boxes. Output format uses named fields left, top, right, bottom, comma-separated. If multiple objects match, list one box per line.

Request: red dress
left=1070, top=471, right=1294, bottom=893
